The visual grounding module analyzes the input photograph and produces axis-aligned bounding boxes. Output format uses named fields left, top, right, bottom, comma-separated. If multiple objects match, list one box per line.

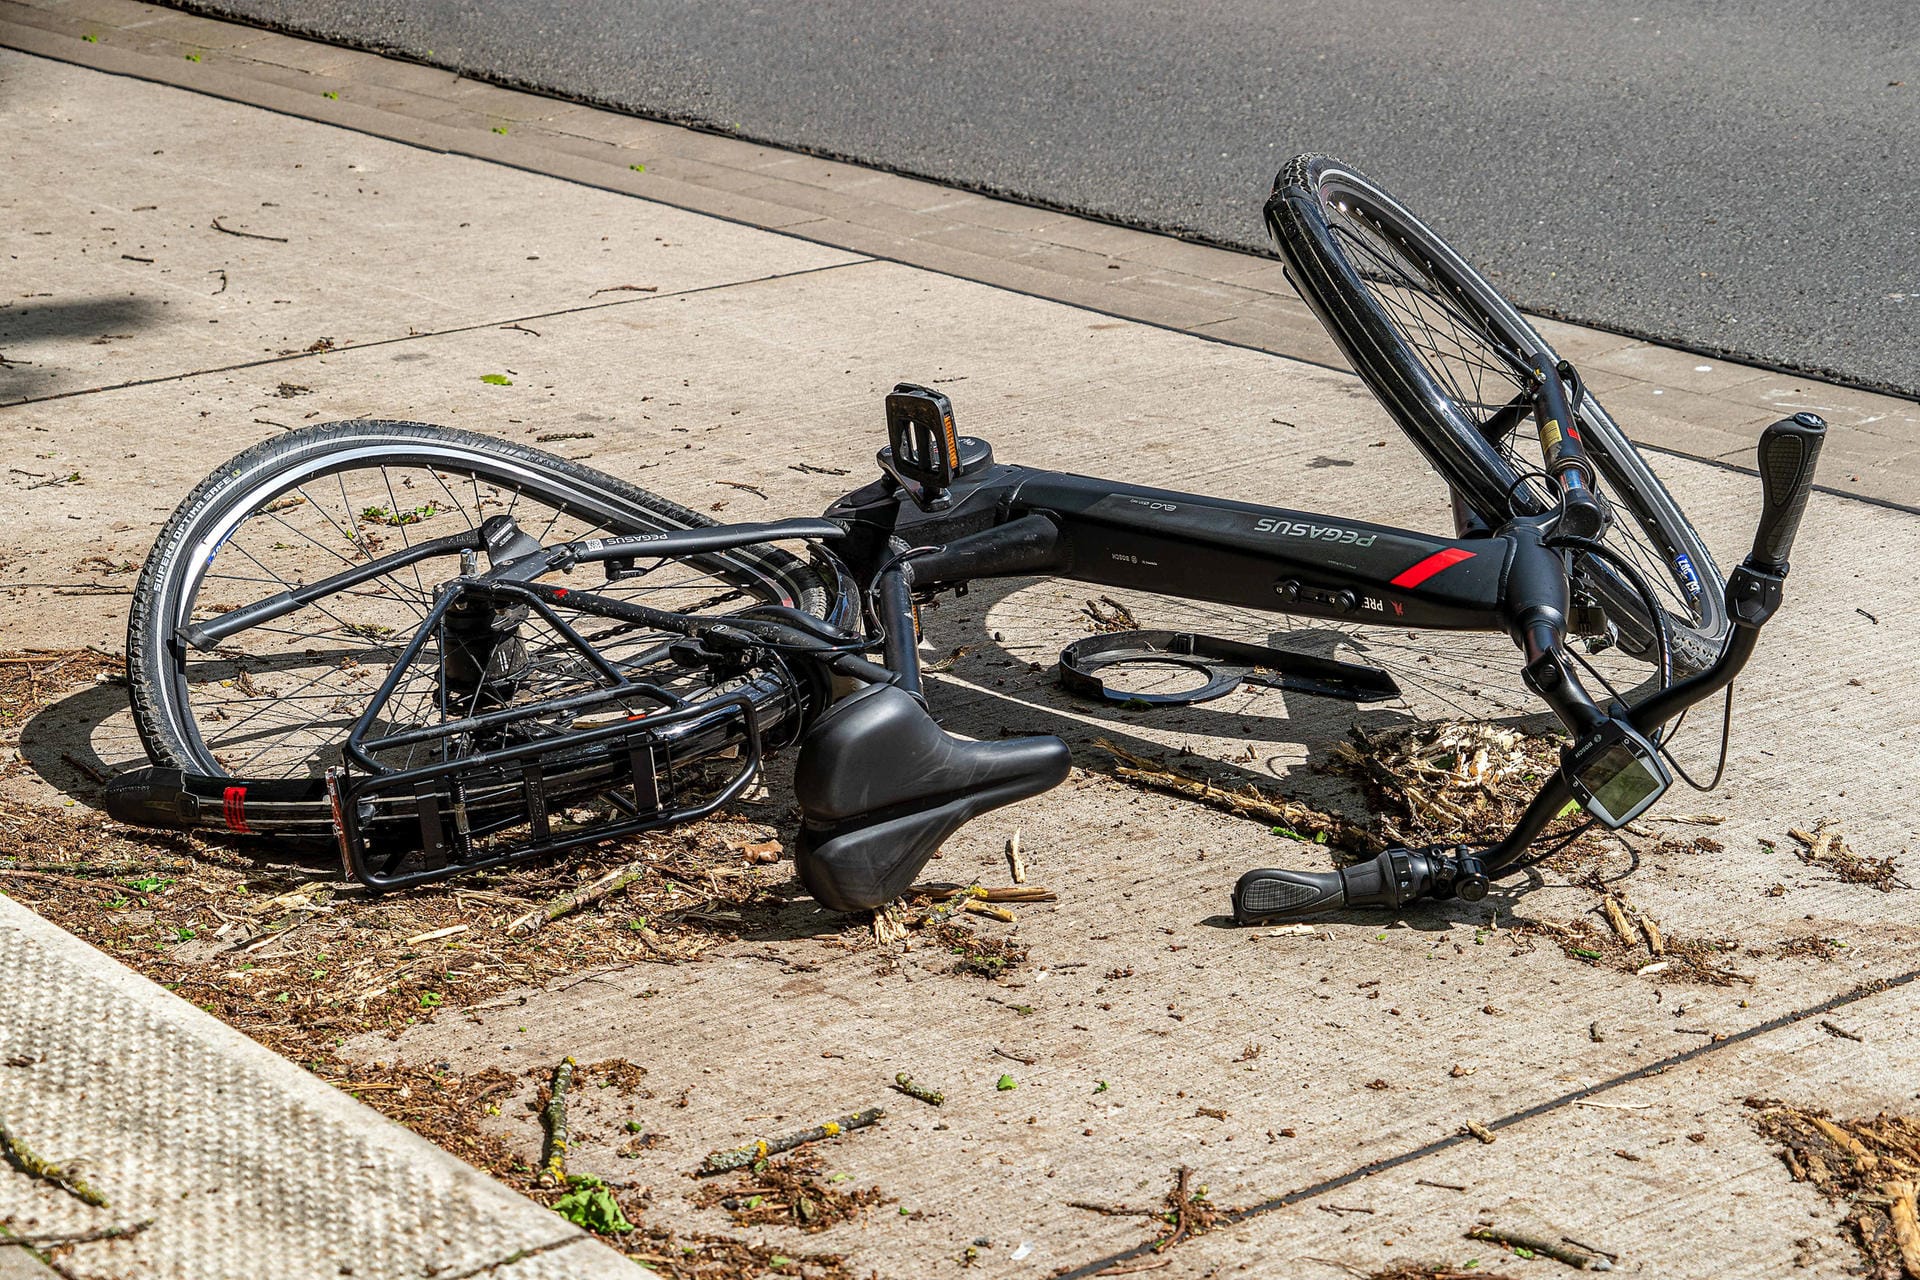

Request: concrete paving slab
left=0, top=21, right=1917, bottom=1280
left=0, top=49, right=861, bottom=404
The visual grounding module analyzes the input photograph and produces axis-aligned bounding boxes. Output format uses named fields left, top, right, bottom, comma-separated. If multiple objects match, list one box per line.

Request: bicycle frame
left=105, top=405, right=1826, bottom=919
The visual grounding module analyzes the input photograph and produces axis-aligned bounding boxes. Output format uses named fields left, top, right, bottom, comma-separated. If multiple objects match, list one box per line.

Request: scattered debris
left=1366, top=1266, right=1520, bottom=1280
left=1006, top=828, right=1027, bottom=884
left=590, top=284, right=660, bottom=296
left=789, top=463, right=851, bottom=476
left=1511, top=908, right=1747, bottom=986
left=716, top=480, right=769, bottom=501
left=1461, top=1121, right=1496, bottom=1144
left=1071, top=1165, right=1232, bottom=1257
left=1081, top=596, right=1140, bottom=633
left=692, top=1152, right=892, bottom=1232
left=1331, top=721, right=1592, bottom=862
left=1750, top=1098, right=1920, bottom=1279
left=926, top=919, right=1029, bottom=979
left=699, top=1108, right=885, bottom=1175
left=1788, top=821, right=1903, bottom=892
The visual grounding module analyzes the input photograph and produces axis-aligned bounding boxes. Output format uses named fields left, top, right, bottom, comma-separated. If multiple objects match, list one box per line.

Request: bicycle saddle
left=792, top=683, right=1071, bottom=911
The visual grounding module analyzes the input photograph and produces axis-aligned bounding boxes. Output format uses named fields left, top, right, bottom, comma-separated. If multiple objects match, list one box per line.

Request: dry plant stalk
left=1097, top=739, right=1369, bottom=851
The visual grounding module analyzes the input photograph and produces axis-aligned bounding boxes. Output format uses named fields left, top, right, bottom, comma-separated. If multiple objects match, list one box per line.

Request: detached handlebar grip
left=1234, top=866, right=1347, bottom=922
left=1750, top=413, right=1826, bottom=573
left=1233, top=848, right=1439, bottom=923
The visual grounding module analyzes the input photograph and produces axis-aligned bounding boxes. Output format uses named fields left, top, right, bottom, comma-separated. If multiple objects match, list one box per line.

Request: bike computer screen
left=1563, top=722, right=1672, bottom=829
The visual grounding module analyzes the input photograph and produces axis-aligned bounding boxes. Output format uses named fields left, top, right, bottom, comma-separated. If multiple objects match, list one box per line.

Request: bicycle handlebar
left=1749, top=413, right=1826, bottom=573
left=1234, top=415, right=1829, bottom=923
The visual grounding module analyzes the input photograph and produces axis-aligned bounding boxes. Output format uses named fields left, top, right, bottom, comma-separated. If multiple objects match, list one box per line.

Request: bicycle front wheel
left=1265, top=154, right=1727, bottom=675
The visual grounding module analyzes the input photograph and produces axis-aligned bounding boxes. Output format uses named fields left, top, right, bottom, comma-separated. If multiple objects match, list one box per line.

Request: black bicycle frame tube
left=854, top=464, right=1512, bottom=632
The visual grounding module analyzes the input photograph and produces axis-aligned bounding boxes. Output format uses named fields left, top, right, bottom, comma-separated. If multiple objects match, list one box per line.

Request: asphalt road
left=174, top=0, right=1919, bottom=396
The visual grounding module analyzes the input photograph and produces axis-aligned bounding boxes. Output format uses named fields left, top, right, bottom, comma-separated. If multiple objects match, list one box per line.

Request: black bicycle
left=105, top=155, right=1825, bottom=923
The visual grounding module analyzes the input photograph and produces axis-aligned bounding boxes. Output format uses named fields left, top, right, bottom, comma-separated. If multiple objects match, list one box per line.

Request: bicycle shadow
left=15, top=571, right=1584, bottom=937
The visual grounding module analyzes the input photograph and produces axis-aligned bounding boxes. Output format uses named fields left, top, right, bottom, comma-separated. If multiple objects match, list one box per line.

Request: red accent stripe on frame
left=1389, top=547, right=1476, bottom=590
left=223, top=785, right=250, bottom=834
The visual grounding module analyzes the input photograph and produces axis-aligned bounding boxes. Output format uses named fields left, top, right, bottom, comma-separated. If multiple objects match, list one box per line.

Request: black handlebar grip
left=1233, top=866, right=1345, bottom=923
left=1232, top=848, right=1441, bottom=923
left=1749, top=413, right=1826, bottom=573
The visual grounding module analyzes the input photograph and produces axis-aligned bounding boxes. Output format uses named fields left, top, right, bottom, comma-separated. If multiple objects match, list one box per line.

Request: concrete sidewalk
left=3, top=7, right=1919, bottom=1279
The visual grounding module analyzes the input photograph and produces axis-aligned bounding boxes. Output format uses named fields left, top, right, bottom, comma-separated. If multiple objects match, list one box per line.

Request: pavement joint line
left=1052, top=965, right=1920, bottom=1279
left=1635, top=441, right=1920, bottom=520
left=131, top=5, right=1920, bottom=407
left=0, top=256, right=874, bottom=410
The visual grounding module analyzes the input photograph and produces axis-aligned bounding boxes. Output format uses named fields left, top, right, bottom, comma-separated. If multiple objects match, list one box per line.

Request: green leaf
left=1571, top=948, right=1602, bottom=960
left=323, top=91, right=339, bottom=100
left=480, top=373, right=513, bottom=386
left=419, top=991, right=443, bottom=1008
left=629, top=163, right=646, bottom=172
left=174, top=926, right=196, bottom=941
left=1093, top=1080, right=1108, bottom=1094
left=996, top=1074, right=1017, bottom=1091
left=770, top=1257, right=792, bottom=1268
left=553, top=1175, right=634, bottom=1233
left=83, top=33, right=99, bottom=42
left=624, top=1120, right=644, bottom=1133
left=185, top=51, right=202, bottom=62
left=492, top=125, right=509, bottom=135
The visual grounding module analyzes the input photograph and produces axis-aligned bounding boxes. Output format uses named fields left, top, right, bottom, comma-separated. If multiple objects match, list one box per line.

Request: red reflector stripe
left=1389, top=547, right=1476, bottom=590
left=223, top=785, right=251, bottom=834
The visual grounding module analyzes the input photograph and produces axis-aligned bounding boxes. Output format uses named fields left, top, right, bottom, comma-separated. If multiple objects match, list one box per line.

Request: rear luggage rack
left=333, top=691, right=766, bottom=889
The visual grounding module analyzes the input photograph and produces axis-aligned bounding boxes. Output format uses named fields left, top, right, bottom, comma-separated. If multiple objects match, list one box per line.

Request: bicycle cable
left=863, top=544, right=944, bottom=651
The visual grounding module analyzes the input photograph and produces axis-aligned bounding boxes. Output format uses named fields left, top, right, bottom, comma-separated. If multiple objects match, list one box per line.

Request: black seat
left=792, top=684, right=1071, bottom=911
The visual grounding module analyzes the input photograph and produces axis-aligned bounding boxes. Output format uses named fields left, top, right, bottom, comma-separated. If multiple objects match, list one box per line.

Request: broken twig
left=508, top=861, right=646, bottom=935
left=1468, top=1225, right=1613, bottom=1270
left=538, top=1057, right=575, bottom=1187
left=0, top=1113, right=108, bottom=1206
left=210, top=216, right=288, bottom=243
left=700, top=1107, right=884, bottom=1174
left=892, top=1074, right=944, bottom=1106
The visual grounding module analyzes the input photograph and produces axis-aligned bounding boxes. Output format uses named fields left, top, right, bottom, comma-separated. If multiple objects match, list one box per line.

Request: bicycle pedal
left=879, top=383, right=993, bottom=510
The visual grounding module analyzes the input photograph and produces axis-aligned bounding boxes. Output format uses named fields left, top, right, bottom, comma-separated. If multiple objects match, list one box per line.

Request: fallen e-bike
left=104, top=155, right=1825, bottom=923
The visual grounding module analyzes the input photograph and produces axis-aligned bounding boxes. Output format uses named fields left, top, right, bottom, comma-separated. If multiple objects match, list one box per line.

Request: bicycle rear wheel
left=125, top=421, right=851, bottom=853
left=1265, top=154, right=1726, bottom=675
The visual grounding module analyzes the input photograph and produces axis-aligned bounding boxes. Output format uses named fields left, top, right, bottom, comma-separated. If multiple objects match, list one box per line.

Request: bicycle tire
left=1265, top=154, right=1727, bottom=675
left=127, top=420, right=848, bottom=791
